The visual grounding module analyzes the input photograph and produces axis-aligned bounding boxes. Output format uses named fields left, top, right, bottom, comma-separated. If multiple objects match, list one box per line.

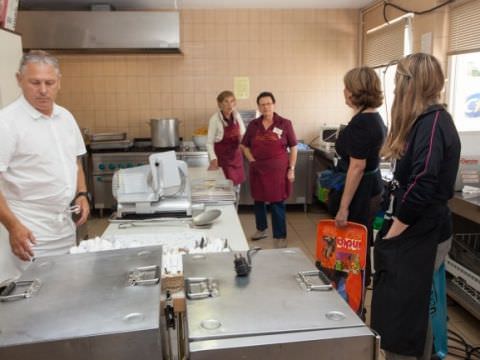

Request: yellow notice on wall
left=234, top=77, right=250, bottom=100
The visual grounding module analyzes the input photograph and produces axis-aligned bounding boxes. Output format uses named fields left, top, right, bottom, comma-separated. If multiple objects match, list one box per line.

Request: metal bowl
left=192, top=135, right=207, bottom=148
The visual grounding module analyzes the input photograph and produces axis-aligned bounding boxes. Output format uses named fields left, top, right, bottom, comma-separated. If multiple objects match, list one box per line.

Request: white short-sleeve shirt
left=0, top=95, right=86, bottom=209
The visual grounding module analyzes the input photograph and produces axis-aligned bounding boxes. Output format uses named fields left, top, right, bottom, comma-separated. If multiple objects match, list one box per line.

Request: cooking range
left=90, top=138, right=209, bottom=213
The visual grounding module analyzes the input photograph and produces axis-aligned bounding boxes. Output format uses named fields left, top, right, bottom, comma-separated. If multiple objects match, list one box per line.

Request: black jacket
left=393, top=105, right=461, bottom=225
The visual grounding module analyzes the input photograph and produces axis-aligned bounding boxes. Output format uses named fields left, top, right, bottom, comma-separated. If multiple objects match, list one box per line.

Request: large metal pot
left=150, top=118, right=180, bottom=148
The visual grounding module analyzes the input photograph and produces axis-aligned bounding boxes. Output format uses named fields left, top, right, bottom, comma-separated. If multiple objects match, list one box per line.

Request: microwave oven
left=318, top=125, right=340, bottom=152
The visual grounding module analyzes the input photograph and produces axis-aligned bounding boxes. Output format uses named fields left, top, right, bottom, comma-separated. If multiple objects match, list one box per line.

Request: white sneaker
left=251, top=230, right=267, bottom=241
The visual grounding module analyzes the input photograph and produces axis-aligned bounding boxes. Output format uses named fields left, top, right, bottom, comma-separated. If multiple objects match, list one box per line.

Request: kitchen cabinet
left=0, top=28, right=22, bottom=108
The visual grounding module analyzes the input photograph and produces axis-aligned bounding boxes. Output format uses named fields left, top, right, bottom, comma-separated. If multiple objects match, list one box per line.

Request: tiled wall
left=56, top=9, right=359, bottom=142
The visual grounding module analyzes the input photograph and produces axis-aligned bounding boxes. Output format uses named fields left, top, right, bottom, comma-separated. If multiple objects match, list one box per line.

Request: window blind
left=363, top=19, right=405, bottom=68
left=448, top=0, right=480, bottom=55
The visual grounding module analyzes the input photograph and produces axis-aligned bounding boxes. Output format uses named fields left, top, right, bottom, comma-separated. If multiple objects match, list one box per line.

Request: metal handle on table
left=185, top=277, right=219, bottom=299
left=128, top=265, right=160, bottom=286
left=0, top=279, right=42, bottom=302
left=298, top=270, right=333, bottom=291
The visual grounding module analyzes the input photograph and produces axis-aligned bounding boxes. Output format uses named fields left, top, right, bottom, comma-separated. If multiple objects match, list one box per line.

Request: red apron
left=249, top=127, right=291, bottom=202
left=214, top=119, right=245, bottom=185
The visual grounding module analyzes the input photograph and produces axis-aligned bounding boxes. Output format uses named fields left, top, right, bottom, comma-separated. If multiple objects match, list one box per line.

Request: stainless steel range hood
left=16, top=10, right=181, bottom=53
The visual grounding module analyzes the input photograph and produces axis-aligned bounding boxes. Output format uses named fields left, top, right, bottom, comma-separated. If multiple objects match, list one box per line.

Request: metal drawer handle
left=185, top=277, right=219, bottom=299
left=298, top=270, right=333, bottom=291
left=0, top=279, right=42, bottom=302
left=128, top=265, right=160, bottom=286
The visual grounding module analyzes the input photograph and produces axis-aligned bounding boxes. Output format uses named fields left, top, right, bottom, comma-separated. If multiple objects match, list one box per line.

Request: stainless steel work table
left=102, top=167, right=249, bottom=251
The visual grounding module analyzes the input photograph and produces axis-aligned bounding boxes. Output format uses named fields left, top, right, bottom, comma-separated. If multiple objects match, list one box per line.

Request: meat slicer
left=112, top=151, right=191, bottom=218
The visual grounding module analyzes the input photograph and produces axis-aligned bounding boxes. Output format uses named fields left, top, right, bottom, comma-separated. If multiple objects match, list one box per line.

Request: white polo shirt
left=0, top=95, right=86, bottom=257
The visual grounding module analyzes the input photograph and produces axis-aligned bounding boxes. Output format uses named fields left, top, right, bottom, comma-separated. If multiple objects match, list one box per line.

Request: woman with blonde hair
left=371, top=53, right=461, bottom=360
left=206, top=90, right=245, bottom=186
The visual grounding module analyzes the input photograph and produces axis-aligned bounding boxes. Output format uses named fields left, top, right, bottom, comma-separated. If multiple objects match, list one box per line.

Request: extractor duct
left=16, top=11, right=181, bottom=53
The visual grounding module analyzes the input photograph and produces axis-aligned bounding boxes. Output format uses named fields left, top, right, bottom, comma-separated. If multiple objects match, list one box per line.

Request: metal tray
left=89, top=139, right=133, bottom=150
left=90, top=132, right=127, bottom=142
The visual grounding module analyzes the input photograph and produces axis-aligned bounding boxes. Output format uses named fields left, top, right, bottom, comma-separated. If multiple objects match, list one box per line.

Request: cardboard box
left=0, top=0, right=19, bottom=31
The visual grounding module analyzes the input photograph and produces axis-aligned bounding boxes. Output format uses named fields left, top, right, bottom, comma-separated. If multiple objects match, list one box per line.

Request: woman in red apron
left=206, top=91, right=246, bottom=186
left=241, top=92, right=298, bottom=247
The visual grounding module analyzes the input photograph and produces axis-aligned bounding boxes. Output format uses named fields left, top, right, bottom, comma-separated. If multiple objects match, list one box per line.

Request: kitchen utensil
left=192, top=209, right=221, bottom=226
left=117, top=209, right=222, bottom=229
left=150, top=118, right=179, bottom=148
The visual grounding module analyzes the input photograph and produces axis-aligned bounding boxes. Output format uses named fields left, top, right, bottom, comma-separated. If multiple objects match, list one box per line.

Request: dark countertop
left=449, top=192, right=480, bottom=224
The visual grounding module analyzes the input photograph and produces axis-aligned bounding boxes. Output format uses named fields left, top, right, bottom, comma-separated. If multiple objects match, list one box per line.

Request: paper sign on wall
left=234, top=77, right=250, bottom=100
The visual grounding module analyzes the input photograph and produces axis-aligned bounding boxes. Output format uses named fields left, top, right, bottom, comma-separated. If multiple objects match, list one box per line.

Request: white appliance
left=318, top=125, right=340, bottom=152
left=112, top=151, right=191, bottom=218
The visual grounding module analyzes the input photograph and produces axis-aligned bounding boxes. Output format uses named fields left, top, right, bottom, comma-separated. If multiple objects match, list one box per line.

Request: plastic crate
left=449, top=233, right=480, bottom=275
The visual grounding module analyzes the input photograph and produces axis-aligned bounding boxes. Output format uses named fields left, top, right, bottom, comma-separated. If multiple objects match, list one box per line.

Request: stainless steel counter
left=183, top=248, right=379, bottom=359
left=0, top=246, right=164, bottom=359
left=102, top=168, right=249, bottom=252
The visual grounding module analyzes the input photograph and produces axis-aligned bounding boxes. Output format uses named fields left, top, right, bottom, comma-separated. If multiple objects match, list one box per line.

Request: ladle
left=117, top=209, right=222, bottom=229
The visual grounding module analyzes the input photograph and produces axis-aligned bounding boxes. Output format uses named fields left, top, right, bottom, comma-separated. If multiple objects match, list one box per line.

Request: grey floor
left=86, top=205, right=480, bottom=359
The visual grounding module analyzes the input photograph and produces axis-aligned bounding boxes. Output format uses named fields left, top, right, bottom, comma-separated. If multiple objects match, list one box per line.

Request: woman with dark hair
left=371, top=53, right=461, bottom=360
left=241, top=92, right=297, bottom=248
left=330, top=67, right=386, bottom=296
left=332, top=67, right=386, bottom=228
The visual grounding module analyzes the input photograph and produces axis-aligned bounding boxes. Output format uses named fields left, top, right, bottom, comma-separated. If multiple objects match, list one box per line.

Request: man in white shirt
left=0, top=50, right=89, bottom=268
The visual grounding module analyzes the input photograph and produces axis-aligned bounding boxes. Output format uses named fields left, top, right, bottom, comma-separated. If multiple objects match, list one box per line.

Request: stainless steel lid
left=0, top=247, right=163, bottom=347
left=184, top=248, right=365, bottom=341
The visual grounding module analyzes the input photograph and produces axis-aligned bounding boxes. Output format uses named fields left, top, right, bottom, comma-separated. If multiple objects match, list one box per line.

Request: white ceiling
left=20, top=0, right=376, bottom=10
